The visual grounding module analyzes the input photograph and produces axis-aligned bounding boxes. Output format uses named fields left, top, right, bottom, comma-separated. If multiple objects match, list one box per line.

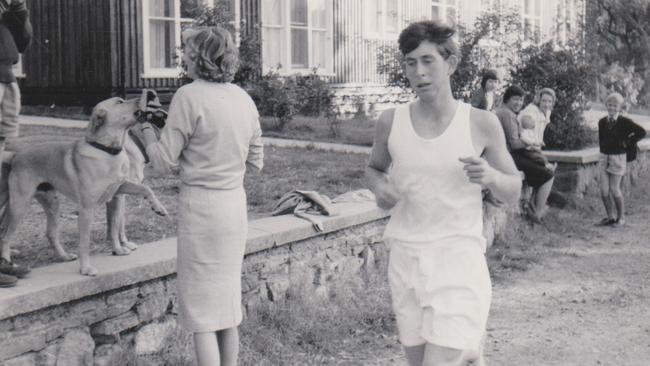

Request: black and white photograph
left=0, top=0, right=649, bottom=365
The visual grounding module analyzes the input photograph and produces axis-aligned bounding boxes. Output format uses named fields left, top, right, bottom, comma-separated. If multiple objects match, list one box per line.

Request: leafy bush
left=247, top=70, right=337, bottom=132
left=599, top=62, right=646, bottom=110
left=510, top=43, right=596, bottom=150
left=247, top=71, right=300, bottom=130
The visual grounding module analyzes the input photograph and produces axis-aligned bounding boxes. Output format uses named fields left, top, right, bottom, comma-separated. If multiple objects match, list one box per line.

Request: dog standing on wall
left=0, top=90, right=168, bottom=276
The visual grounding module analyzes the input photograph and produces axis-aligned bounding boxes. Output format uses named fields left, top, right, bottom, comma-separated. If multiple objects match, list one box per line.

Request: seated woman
left=518, top=88, right=558, bottom=172
left=494, top=85, right=554, bottom=223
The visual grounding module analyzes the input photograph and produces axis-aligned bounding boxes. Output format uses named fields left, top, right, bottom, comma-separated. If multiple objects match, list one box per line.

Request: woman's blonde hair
left=533, top=87, right=556, bottom=106
left=182, top=26, right=239, bottom=83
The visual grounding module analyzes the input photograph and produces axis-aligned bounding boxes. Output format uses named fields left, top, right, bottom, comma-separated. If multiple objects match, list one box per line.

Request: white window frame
left=141, top=0, right=213, bottom=78
left=364, top=0, right=402, bottom=40
left=558, top=0, right=576, bottom=45
left=431, top=0, right=458, bottom=25
left=261, top=0, right=334, bottom=76
left=12, top=55, right=25, bottom=78
left=521, top=0, right=542, bottom=44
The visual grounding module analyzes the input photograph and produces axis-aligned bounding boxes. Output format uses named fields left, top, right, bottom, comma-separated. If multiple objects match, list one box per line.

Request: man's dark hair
left=398, top=20, right=460, bottom=59
left=502, top=85, right=526, bottom=103
left=480, top=69, right=498, bottom=89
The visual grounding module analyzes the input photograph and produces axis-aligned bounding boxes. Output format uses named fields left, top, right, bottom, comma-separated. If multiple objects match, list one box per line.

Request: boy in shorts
left=596, top=92, right=646, bottom=227
left=366, top=20, right=521, bottom=366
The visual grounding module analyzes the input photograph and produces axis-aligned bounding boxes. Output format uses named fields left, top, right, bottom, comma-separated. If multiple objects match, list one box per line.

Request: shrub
left=510, top=42, right=596, bottom=150
left=599, top=62, right=646, bottom=110
left=247, top=70, right=337, bottom=132
left=247, top=71, right=300, bottom=130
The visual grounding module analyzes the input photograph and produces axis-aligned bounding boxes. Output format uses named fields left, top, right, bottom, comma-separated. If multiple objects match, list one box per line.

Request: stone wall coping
left=0, top=201, right=387, bottom=320
left=544, top=138, right=650, bottom=164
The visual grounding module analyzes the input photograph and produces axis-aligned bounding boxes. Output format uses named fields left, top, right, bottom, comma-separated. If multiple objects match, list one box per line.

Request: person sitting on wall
left=517, top=88, right=558, bottom=173
left=595, top=92, right=646, bottom=227
left=470, top=69, right=499, bottom=111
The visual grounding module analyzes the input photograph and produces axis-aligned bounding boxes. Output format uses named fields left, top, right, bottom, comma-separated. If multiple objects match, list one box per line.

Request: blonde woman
left=140, top=26, right=263, bottom=366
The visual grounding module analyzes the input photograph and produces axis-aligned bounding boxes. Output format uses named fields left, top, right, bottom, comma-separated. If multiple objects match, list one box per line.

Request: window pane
left=366, top=0, right=380, bottom=33
left=447, top=0, right=456, bottom=6
left=432, top=0, right=440, bottom=3
left=447, top=8, right=456, bottom=23
left=150, top=19, right=176, bottom=68
left=386, top=0, right=399, bottom=33
left=431, top=6, right=440, bottom=21
left=263, top=28, right=285, bottom=69
left=291, top=28, right=308, bottom=68
left=291, top=0, right=308, bottom=26
left=311, top=0, right=327, bottom=29
left=535, top=0, right=541, bottom=16
left=150, top=0, right=174, bottom=17
left=523, top=0, right=531, bottom=15
left=311, top=30, right=327, bottom=69
left=263, top=0, right=283, bottom=26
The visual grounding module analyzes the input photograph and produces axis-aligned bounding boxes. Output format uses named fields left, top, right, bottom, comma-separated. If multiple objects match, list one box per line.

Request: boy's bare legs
left=609, top=173, right=624, bottom=223
left=599, top=170, right=615, bottom=221
left=217, top=327, right=239, bottom=366
left=404, top=344, right=425, bottom=366
left=193, top=327, right=239, bottom=366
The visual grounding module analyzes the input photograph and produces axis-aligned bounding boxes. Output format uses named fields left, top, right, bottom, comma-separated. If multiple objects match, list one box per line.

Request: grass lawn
left=7, top=126, right=368, bottom=269
left=260, top=114, right=376, bottom=146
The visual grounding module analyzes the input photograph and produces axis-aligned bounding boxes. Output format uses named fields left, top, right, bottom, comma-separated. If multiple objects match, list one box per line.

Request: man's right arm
left=366, top=109, right=400, bottom=210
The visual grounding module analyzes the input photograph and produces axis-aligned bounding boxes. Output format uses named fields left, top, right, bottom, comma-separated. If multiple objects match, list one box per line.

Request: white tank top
left=383, top=101, right=486, bottom=252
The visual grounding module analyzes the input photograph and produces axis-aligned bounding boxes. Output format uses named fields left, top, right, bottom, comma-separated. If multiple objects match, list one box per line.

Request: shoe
left=612, top=218, right=626, bottom=227
left=0, top=257, right=31, bottom=278
left=0, top=272, right=17, bottom=288
left=595, top=217, right=616, bottom=227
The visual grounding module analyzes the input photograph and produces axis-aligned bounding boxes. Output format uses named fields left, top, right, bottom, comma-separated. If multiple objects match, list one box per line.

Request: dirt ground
left=485, top=207, right=650, bottom=365
left=363, top=200, right=650, bottom=366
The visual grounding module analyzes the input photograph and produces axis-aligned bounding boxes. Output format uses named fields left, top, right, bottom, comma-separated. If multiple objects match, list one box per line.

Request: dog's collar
left=85, top=140, right=123, bottom=155
left=128, top=129, right=150, bottom=164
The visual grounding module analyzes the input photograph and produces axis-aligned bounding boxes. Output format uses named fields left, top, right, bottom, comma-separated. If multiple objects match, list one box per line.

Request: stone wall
left=0, top=202, right=390, bottom=366
left=546, top=139, right=650, bottom=199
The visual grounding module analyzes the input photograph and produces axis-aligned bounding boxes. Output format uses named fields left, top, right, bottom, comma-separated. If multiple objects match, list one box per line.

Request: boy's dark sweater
left=0, top=2, right=32, bottom=83
left=598, top=115, right=647, bottom=155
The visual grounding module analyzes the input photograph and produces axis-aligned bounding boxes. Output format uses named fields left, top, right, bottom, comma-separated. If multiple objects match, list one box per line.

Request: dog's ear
left=89, top=109, right=108, bottom=134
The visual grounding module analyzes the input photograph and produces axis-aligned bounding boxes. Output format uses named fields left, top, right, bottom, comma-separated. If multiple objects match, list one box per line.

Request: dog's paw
left=111, top=247, right=131, bottom=256
left=122, top=241, right=139, bottom=251
left=60, top=252, right=78, bottom=262
left=80, top=265, right=99, bottom=277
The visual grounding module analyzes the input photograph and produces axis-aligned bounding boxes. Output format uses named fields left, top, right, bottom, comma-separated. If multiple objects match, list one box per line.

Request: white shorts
left=598, top=153, right=626, bottom=176
left=388, top=241, right=492, bottom=351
